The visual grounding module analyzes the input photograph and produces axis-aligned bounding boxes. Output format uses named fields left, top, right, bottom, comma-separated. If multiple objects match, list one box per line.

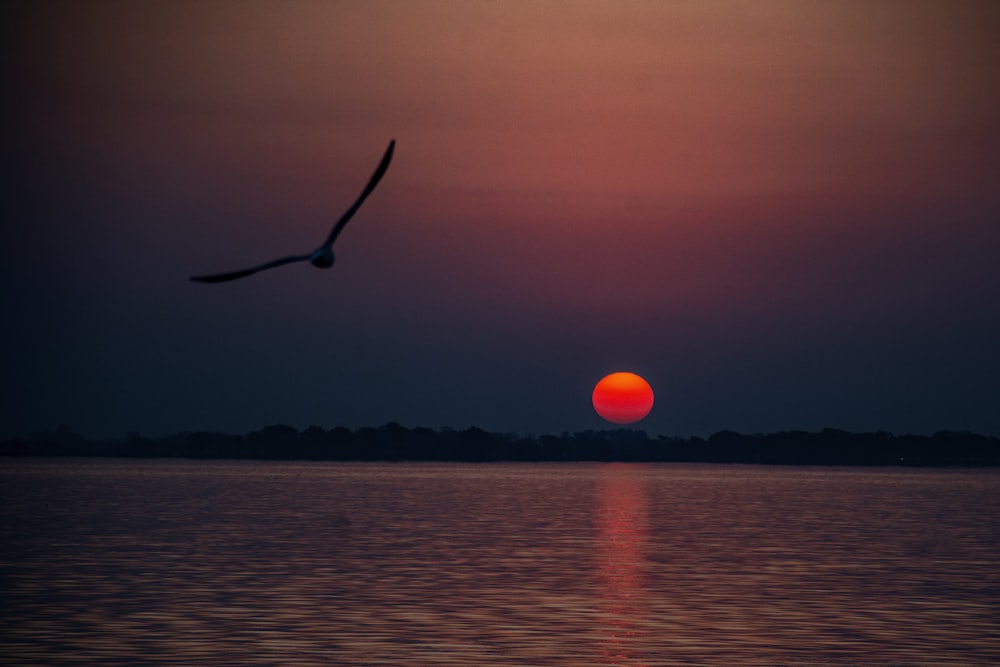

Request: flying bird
left=190, top=139, right=395, bottom=283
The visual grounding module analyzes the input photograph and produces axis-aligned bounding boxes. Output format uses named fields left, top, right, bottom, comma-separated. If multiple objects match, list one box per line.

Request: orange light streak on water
left=596, top=465, right=650, bottom=667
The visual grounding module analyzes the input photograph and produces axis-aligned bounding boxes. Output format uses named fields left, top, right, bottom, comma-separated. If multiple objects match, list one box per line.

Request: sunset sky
left=4, top=1, right=999, bottom=439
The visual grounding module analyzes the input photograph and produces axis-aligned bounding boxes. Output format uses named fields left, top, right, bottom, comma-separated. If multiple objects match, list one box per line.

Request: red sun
left=592, top=372, right=654, bottom=424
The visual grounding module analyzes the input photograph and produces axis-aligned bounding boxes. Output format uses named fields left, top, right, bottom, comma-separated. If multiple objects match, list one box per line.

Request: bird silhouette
left=190, top=139, right=395, bottom=283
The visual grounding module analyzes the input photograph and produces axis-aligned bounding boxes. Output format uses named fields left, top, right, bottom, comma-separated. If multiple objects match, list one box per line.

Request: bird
left=190, top=139, right=395, bottom=283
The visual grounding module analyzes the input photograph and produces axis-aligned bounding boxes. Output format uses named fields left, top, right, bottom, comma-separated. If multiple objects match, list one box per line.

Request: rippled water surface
left=1, top=460, right=998, bottom=665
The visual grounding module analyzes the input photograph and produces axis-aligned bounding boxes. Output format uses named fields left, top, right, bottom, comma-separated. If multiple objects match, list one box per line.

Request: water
left=1, top=460, right=997, bottom=666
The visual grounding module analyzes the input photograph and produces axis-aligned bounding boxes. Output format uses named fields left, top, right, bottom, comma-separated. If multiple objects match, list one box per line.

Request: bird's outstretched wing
left=190, top=139, right=395, bottom=284
left=323, top=139, right=395, bottom=248
left=190, top=254, right=312, bottom=283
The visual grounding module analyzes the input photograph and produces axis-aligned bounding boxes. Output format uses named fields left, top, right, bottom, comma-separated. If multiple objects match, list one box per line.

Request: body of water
left=1, top=460, right=997, bottom=665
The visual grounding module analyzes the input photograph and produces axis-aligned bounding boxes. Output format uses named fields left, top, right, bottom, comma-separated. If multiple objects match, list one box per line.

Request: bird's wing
left=190, top=254, right=311, bottom=283
left=323, top=139, right=395, bottom=248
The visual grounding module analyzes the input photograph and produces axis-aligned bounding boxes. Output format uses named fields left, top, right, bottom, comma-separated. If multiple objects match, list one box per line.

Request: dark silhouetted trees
left=2, top=424, right=998, bottom=466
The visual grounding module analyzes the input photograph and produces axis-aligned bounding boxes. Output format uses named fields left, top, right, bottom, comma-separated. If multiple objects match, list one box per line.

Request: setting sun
left=592, top=372, right=654, bottom=425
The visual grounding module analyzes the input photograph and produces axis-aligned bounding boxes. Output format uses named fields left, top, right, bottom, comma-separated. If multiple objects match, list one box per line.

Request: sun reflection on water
left=596, top=464, right=650, bottom=667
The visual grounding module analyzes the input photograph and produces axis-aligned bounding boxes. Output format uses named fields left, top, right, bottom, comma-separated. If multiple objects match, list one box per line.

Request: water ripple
left=1, top=460, right=997, bottom=665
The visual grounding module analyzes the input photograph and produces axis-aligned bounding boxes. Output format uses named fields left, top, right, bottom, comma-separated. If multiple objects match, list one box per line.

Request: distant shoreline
left=3, top=424, right=998, bottom=467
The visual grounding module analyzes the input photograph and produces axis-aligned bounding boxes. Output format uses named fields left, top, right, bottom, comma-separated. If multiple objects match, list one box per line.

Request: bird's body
left=191, top=139, right=395, bottom=283
left=309, top=246, right=335, bottom=269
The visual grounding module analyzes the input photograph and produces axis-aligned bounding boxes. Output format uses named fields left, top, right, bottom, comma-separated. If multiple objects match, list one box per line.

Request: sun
left=592, top=372, right=654, bottom=424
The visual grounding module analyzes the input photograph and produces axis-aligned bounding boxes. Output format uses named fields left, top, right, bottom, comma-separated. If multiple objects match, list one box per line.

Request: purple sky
left=4, top=1, right=999, bottom=439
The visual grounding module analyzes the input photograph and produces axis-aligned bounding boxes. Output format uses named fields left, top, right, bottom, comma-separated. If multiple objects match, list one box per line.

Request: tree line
left=2, top=423, right=998, bottom=466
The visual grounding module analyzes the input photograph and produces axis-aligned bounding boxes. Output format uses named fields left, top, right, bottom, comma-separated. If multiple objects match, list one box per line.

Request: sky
left=3, top=1, right=999, bottom=440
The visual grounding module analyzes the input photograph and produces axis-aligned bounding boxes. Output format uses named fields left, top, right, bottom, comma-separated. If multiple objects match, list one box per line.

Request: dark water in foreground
left=1, top=461, right=997, bottom=666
